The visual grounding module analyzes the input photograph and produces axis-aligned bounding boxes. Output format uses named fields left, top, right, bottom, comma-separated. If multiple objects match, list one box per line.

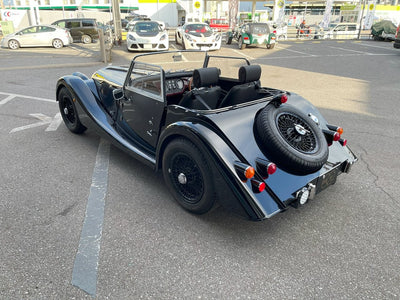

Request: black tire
left=175, top=33, right=178, bottom=44
left=266, top=43, right=275, bottom=49
left=182, top=39, right=186, bottom=50
left=58, top=87, right=87, bottom=134
left=238, top=37, right=246, bottom=50
left=254, top=104, right=328, bottom=175
left=226, top=36, right=232, bottom=45
left=82, top=35, right=92, bottom=44
left=8, top=39, right=20, bottom=50
left=52, top=38, right=64, bottom=49
left=162, top=138, right=216, bottom=214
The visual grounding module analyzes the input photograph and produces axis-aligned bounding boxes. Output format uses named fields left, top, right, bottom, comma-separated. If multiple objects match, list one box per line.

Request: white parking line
left=0, top=92, right=54, bottom=104
left=72, top=139, right=110, bottom=296
left=232, top=49, right=255, bottom=60
left=329, top=46, right=373, bottom=55
left=281, top=47, right=316, bottom=56
left=0, top=94, right=16, bottom=106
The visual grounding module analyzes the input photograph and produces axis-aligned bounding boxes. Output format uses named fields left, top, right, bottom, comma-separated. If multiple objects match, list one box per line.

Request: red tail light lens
left=333, top=132, right=341, bottom=141
left=251, top=180, right=266, bottom=193
left=339, top=138, right=347, bottom=146
left=280, top=94, right=288, bottom=104
left=244, top=37, right=249, bottom=40
left=267, top=163, right=277, bottom=175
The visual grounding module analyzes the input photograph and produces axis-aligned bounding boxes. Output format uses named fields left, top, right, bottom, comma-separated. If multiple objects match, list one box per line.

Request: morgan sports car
left=227, top=22, right=276, bottom=49
left=126, top=20, right=169, bottom=52
left=175, top=23, right=222, bottom=51
left=56, top=51, right=357, bottom=221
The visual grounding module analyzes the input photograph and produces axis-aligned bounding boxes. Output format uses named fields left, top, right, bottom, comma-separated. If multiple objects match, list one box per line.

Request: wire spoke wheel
left=254, top=104, right=328, bottom=175
left=276, top=112, right=317, bottom=154
left=169, top=152, right=204, bottom=203
left=163, top=138, right=216, bottom=214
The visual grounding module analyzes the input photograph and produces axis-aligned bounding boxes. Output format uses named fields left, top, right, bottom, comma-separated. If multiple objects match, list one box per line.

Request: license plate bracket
left=316, top=166, right=340, bottom=192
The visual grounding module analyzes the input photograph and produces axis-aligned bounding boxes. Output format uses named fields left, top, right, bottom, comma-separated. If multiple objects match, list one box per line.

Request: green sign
left=0, top=21, right=15, bottom=35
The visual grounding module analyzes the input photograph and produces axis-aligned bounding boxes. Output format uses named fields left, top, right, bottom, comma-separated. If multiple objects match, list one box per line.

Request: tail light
left=256, top=158, right=276, bottom=179
left=323, top=129, right=340, bottom=146
left=251, top=180, right=266, bottom=193
left=327, top=124, right=343, bottom=135
left=339, top=138, right=347, bottom=146
left=234, top=162, right=255, bottom=181
left=244, top=36, right=249, bottom=41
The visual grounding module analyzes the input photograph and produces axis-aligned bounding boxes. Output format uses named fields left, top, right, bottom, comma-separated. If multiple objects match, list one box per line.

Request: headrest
left=238, top=65, right=261, bottom=83
left=193, top=67, right=220, bottom=88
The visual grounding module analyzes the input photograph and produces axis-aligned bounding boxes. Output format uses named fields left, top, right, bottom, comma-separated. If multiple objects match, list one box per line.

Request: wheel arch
left=156, top=121, right=262, bottom=220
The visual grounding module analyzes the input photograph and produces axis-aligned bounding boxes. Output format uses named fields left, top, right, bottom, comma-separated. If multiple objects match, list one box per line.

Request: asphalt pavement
left=0, top=39, right=399, bottom=299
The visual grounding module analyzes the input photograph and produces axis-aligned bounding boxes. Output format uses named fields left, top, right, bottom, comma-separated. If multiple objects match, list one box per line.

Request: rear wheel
left=226, top=36, right=232, bottom=44
left=58, top=87, right=87, bottom=134
left=82, top=35, right=92, bottom=44
left=266, top=43, right=275, bottom=49
left=163, top=138, right=216, bottom=214
left=52, top=38, right=64, bottom=49
left=8, top=39, right=20, bottom=50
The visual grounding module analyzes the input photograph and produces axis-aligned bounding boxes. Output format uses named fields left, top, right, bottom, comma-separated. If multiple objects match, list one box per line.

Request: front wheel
left=226, top=36, right=232, bottom=44
left=58, top=87, right=87, bottom=134
left=52, top=38, right=64, bottom=49
left=8, top=39, right=20, bottom=50
left=163, top=138, right=216, bottom=214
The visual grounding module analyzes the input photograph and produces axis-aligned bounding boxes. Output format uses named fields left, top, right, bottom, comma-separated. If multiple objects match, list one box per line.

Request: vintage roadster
left=56, top=51, right=357, bottom=221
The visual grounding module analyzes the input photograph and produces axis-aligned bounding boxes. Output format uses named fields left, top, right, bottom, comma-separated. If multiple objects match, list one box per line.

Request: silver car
left=1, top=25, right=73, bottom=50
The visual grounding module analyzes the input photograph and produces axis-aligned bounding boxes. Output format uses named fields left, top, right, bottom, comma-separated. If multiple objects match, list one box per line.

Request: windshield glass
left=129, top=22, right=160, bottom=34
left=184, top=23, right=213, bottom=37
left=250, top=24, right=269, bottom=34
left=132, top=51, right=249, bottom=79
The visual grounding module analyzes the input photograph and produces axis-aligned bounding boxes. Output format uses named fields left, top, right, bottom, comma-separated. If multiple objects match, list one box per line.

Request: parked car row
left=0, top=17, right=100, bottom=50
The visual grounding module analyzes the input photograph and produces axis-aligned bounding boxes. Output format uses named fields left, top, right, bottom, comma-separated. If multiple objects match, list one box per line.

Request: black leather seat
left=179, top=67, right=223, bottom=110
left=218, top=64, right=262, bottom=108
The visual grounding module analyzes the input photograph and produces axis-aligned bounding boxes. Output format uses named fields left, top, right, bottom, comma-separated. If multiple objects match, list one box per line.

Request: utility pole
left=111, top=0, right=122, bottom=45
left=357, top=0, right=365, bottom=39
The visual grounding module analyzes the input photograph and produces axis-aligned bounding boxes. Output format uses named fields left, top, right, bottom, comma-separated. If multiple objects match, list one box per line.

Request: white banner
left=273, top=0, right=286, bottom=24
left=320, top=0, right=334, bottom=28
left=364, top=0, right=377, bottom=30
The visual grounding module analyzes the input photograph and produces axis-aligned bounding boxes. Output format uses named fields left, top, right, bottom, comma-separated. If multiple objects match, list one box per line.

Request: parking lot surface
left=1, top=40, right=399, bottom=299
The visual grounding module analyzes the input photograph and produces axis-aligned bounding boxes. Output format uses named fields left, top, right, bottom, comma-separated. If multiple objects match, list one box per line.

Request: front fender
left=57, top=75, right=102, bottom=129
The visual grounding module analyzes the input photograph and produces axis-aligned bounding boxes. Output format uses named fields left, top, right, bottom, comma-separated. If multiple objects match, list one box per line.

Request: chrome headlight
left=160, top=34, right=167, bottom=41
left=215, top=33, right=221, bottom=41
left=127, top=34, right=136, bottom=41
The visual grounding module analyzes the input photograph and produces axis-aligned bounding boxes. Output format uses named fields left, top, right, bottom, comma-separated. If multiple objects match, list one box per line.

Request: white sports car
left=175, top=22, right=221, bottom=51
left=126, top=21, right=169, bottom=52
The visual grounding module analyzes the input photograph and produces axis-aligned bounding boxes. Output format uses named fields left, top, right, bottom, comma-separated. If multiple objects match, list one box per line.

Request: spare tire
left=254, top=104, right=328, bottom=175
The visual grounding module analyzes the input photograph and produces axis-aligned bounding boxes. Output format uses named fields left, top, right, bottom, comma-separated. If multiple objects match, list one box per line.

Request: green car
left=226, top=22, right=276, bottom=49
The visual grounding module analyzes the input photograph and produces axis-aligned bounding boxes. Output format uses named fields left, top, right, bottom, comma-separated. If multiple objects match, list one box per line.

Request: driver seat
left=179, top=67, right=223, bottom=110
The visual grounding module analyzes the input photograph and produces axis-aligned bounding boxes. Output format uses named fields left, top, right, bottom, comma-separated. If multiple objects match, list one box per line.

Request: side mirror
left=113, top=88, right=124, bottom=101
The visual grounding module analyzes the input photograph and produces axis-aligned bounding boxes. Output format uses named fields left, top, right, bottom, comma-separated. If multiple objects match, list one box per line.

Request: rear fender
left=156, top=121, right=280, bottom=220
